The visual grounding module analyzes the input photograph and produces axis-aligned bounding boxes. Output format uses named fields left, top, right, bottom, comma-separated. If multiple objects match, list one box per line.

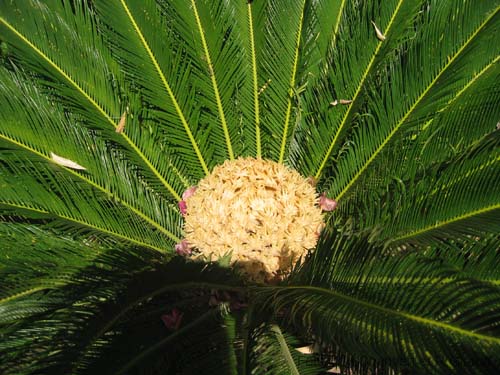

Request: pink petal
left=175, top=239, right=191, bottom=256
left=178, top=200, right=187, bottom=215
left=161, top=308, right=183, bottom=330
left=182, top=186, right=197, bottom=200
left=319, top=193, right=337, bottom=211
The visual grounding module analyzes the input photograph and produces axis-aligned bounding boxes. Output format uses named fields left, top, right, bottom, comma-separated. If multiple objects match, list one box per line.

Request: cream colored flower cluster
left=183, top=158, right=324, bottom=282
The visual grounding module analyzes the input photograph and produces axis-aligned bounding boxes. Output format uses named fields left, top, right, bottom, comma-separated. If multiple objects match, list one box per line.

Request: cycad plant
left=1, top=0, right=499, bottom=374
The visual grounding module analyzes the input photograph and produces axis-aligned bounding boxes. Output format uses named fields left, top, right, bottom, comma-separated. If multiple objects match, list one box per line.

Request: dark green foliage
left=0, top=0, right=499, bottom=374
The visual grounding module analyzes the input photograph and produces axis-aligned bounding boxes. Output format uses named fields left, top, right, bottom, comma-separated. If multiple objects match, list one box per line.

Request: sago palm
left=1, top=0, right=499, bottom=374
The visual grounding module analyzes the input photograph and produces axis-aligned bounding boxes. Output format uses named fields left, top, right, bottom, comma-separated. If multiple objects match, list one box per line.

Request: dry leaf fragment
left=371, top=21, right=386, bottom=41
left=330, top=99, right=352, bottom=106
left=295, top=346, right=314, bottom=354
left=115, top=111, right=127, bottom=133
left=326, top=367, right=342, bottom=374
left=50, top=152, right=86, bottom=170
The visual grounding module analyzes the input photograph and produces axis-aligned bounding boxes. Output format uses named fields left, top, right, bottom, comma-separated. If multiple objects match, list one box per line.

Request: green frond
left=71, top=261, right=243, bottom=373
left=291, top=0, right=425, bottom=176
left=0, top=68, right=182, bottom=249
left=260, top=232, right=500, bottom=374
left=0, top=242, right=244, bottom=375
left=0, top=159, right=173, bottom=251
left=408, top=56, right=500, bottom=168
left=250, top=0, right=307, bottom=160
left=250, top=324, right=324, bottom=375
left=327, top=2, right=499, bottom=203
left=188, top=0, right=235, bottom=160
left=1, top=1, right=500, bottom=373
left=245, top=1, right=262, bottom=158
left=93, top=0, right=251, bottom=174
left=295, top=229, right=499, bottom=292
left=0, top=0, right=188, bottom=199
left=380, top=131, right=500, bottom=247
left=349, top=55, right=499, bottom=218
left=109, top=306, right=241, bottom=375
left=420, top=235, right=500, bottom=286
left=301, top=0, right=346, bottom=75
left=0, top=222, right=102, bottom=324
left=0, top=222, right=107, bottom=372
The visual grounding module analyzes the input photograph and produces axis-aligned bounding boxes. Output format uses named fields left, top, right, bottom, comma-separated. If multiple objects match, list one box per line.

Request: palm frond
left=250, top=324, right=324, bottom=375
left=380, top=131, right=500, bottom=247
left=403, top=56, right=500, bottom=170
left=0, top=221, right=109, bottom=373
left=1, top=1, right=500, bottom=373
left=187, top=0, right=253, bottom=161
left=70, top=260, right=243, bottom=374
left=326, top=2, right=499, bottom=205
left=92, top=305, right=238, bottom=375
left=250, top=0, right=307, bottom=160
left=93, top=0, right=242, bottom=175
left=0, top=66, right=183, bottom=249
left=0, top=222, right=100, bottom=325
left=291, top=0, right=425, bottom=176
left=0, top=239, right=243, bottom=375
left=0, top=0, right=188, bottom=199
left=421, top=235, right=500, bottom=286
left=258, top=232, right=500, bottom=374
left=0, top=171, right=167, bottom=252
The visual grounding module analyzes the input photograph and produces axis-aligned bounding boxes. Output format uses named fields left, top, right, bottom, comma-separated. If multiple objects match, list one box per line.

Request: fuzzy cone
left=183, top=158, right=324, bottom=282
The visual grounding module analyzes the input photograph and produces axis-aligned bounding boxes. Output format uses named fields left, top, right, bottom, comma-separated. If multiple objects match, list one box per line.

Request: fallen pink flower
left=161, top=308, right=183, bottom=330
left=182, top=186, right=197, bottom=200
left=178, top=186, right=197, bottom=215
left=319, top=193, right=337, bottom=211
left=178, top=200, right=187, bottom=215
left=175, top=239, right=191, bottom=256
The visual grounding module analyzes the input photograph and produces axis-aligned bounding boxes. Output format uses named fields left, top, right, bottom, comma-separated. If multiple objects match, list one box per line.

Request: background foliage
left=0, top=0, right=499, bottom=374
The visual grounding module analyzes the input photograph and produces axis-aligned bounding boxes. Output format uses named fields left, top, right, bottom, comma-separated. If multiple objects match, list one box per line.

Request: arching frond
left=93, top=0, right=239, bottom=175
left=0, top=67, right=182, bottom=249
left=1, top=1, right=499, bottom=374
left=328, top=2, right=499, bottom=204
left=378, top=131, right=500, bottom=247
left=421, top=235, right=500, bottom=286
left=291, top=0, right=425, bottom=176
left=250, top=324, right=325, bottom=375
left=0, top=237, right=244, bottom=375
left=258, top=232, right=500, bottom=374
left=0, top=222, right=100, bottom=323
left=0, top=0, right=188, bottom=198
left=250, top=0, right=307, bottom=160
